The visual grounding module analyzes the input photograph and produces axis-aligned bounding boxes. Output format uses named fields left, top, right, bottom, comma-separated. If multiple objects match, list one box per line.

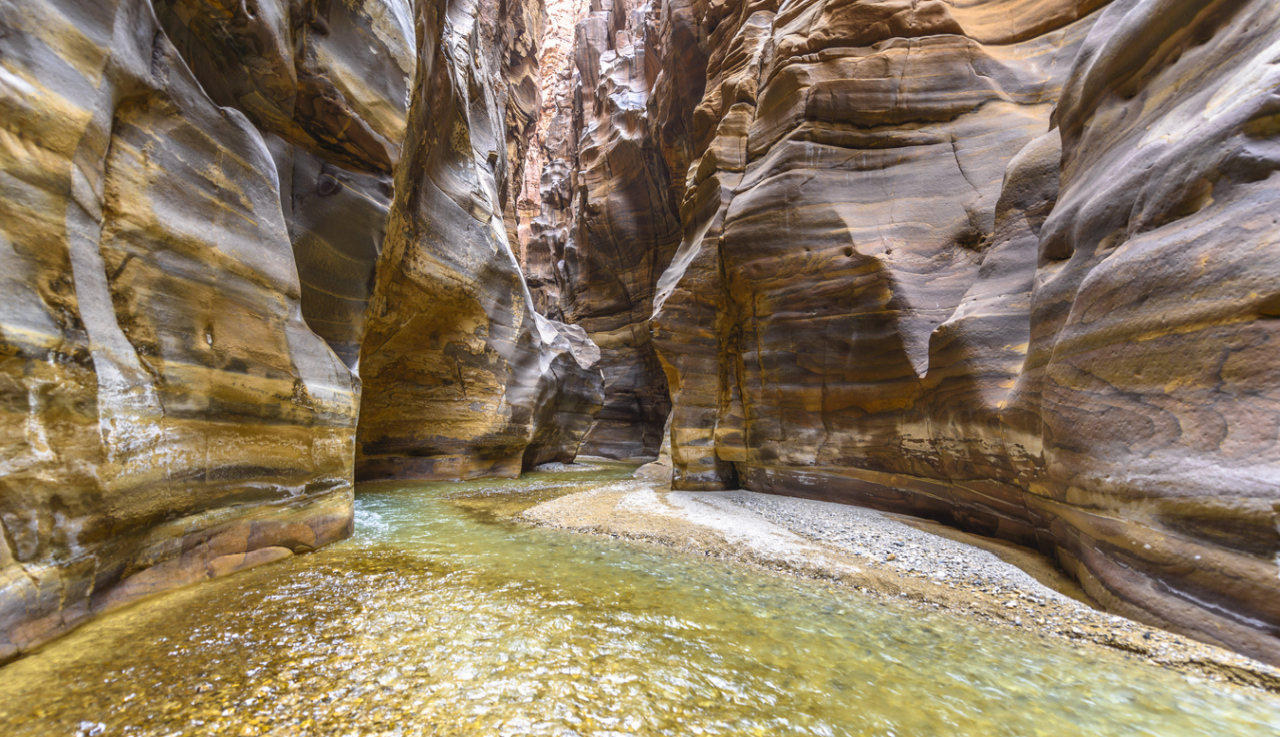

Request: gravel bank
left=706, top=491, right=1077, bottom=603
left=523, top=479, right=1280, bottom=693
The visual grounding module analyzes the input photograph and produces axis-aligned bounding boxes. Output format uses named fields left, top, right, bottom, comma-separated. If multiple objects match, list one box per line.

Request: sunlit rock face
left=646, top=0, right=1280, bottom=663
left=0, top=0, right=365, bottom=663
left=354, top=0, right=605, bottom=482
left=520, top=0, right=681, bottom=461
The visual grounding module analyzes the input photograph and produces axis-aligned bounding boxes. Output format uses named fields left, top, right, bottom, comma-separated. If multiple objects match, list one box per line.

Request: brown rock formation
left=153, top=0, right=417, bottom=174
left=354, top=0, right=605, bottom=481
left=516, top=0, right=590, bottom=318
left=1012, top=0, right=1280, bottom=665
left=1, top=0, right=602, bottom=662
left=7, top=0, right=1276, bottom=674
left=0, top=0, right=359, bottom=662
left=521, top=0, right=682, bottom=461
left=639, top=0, right=1280, bottom=664
left=274, top=141, right=394, bottom=370
left=153, top=0, right=418, bottom=370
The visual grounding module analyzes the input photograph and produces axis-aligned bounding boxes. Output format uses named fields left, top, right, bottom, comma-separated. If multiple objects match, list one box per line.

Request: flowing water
left=2, top=463, right=1278, bottom=736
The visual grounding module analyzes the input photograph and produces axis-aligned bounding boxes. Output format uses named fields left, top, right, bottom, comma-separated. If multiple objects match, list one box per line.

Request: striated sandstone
left=1006, top=0, right=1280, bottom=665
left=1, top=0, right=602, bottom=664
left=153, top=0, right=417, bottom=174
left=639, top=0, right=1280, bottom=664
left=274, top=139, right=395, bottom=370
left=522, top=0, right=681, bottom=461
left=355, top=0, right=605, bottom=482
left=154, top=1, right=418, bottom=370
left=0, top=0, right=361, bottom=662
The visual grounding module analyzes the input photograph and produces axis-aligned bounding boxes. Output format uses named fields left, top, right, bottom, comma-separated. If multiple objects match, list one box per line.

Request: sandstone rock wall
left=354, top=0, right=606, bottom=481
left=1, top=0, right=603, bottom=662
left=521, top=0, right=682, bottom=461
left=0, top=0, right=373, bottom=663
left=641, top=0, right=1280, bottom=664
left=151, top=0, right=419, bottom=371
left=1016, top=0, right=1280, bottom=665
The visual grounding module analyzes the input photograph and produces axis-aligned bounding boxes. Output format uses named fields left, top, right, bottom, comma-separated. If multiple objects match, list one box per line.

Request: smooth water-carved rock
left=520, top=1, right=681, bottom=462
left=355, top=0, right=605, bottom=482
left=1007, top=0, right=1280, bottom=665
left=156, top=1, right=416, bottom=372
left=274, top=140, right=395, bottom=370
left=646, top=0, right=1280, bottom=664
left=6, top=0, right=1276, bottom=674
left=522, top=316, right=607, bottom=469
left=0, top=0, right=358, bottom=663
left=154, top=0, right=417, bottom=174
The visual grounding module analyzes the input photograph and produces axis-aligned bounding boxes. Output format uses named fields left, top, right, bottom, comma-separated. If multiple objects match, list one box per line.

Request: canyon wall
left=1019, top=0, right=1280, bottom=662
left=0, top=0, right=602, bottom=662
left=354, top=0, right=605, bottom=481
left=4, top=0, right=1276, bottom=671
left=520, top=0, right=680, bottom=460
left=529, top=0, right=1280, bottom=663
left=0, top=0, right=374, bottom=663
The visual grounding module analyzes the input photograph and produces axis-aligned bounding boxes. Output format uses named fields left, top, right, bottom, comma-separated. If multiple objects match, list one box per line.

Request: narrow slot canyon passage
left=2, top=0, right=1280, bottom=734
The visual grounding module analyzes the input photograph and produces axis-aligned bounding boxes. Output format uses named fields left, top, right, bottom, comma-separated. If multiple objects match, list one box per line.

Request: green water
left=2, top=463, right=1278, bottom=736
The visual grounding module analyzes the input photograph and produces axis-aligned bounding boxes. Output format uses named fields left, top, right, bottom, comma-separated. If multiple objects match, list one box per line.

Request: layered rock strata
left=274, top=141, right=396, bottom=370
left=354, top=0, right=605, bottom=481
left=153, top=0, right=416, bottom=176
left=1, top=0, right=603, bottom=662
left=0, top=0, right=369, bottom=663
left=150, top=0, right=420, bottom=370
left=635, top=0, right=1280, bottom=664
left=1016, top=0, right=1280, bottom=664
left=521, top=0, right=681, bottom=460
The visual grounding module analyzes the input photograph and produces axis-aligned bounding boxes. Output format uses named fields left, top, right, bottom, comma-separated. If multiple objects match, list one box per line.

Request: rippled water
left=3, top=463, right=1279, bottom=736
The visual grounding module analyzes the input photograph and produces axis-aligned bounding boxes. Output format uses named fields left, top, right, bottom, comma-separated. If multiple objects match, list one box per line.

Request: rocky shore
left=524, top=476, right=1280, bottom=694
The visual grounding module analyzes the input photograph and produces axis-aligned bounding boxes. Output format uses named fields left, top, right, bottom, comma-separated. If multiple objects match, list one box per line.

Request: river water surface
left=2, top=463, right=1278, bottom=736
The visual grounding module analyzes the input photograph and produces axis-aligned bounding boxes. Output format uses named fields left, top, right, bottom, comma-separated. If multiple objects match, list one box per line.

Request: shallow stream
left=3, top=463, right=1278, bottom=736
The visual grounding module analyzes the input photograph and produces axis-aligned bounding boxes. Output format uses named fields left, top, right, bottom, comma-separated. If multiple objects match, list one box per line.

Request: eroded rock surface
left=355, top=0, right=605, bottom=482
left=627, top=0, right=1280, bottom=664
left=153, top=0, right=417, bottom=174
left=5, top=0, right=1278, bottom=675
left=521, top=0, right=680, bottom=461
left=0, top=0, right=602, bottom=663
left=275, top=140, right=395, bottom=370
left=1012, top=0, right=1280, bottom=665
left=153, top=0, right=420, bottom=371
left=0, top=0, right=361, bottom=662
